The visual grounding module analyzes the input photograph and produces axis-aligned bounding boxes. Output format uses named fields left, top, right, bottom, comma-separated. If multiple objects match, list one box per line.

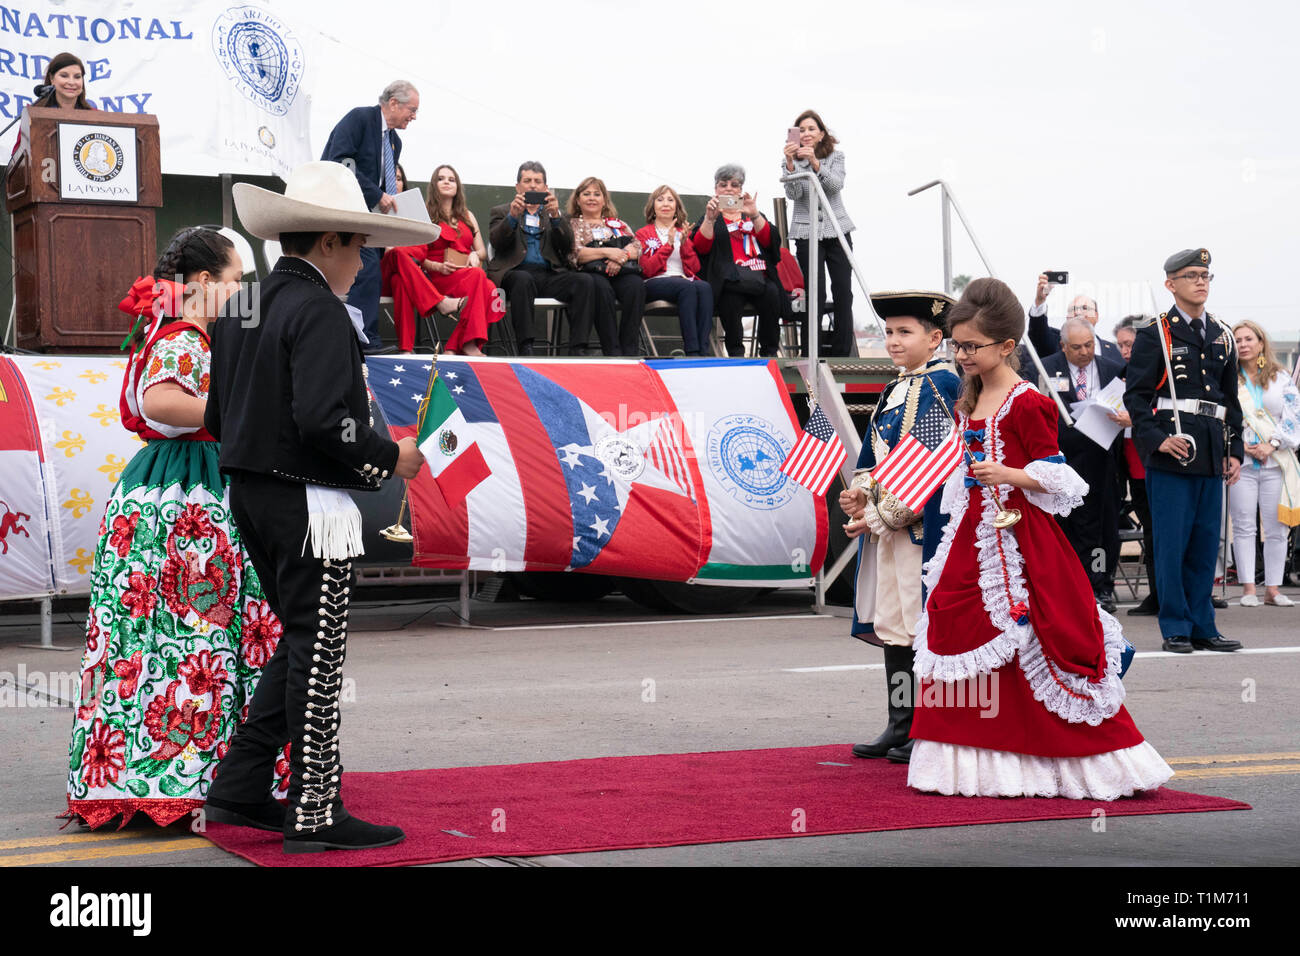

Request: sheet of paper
left=389, top=188, right=431, bottom=222
left=1090, top=375, right=1126, bottom=412
left=1069, top=400, right=1124, bottom=448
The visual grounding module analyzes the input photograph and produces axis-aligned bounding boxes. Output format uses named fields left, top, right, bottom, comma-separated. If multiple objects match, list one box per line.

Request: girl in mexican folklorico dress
left=909, top=278, right=1173, bottom=800
left=65, top=228, right=286, bottom=828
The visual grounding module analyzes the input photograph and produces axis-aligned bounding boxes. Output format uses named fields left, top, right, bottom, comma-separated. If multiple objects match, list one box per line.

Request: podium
left=5, top=108, right=161, bottom=352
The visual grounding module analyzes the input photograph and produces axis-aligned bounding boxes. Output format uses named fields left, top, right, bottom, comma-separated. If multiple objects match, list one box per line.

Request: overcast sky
left=285, top=1, right=1298, bottom=341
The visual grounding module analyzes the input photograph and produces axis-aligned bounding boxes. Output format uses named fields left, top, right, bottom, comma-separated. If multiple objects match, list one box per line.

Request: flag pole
left=380, top=361, right=438, bottom=544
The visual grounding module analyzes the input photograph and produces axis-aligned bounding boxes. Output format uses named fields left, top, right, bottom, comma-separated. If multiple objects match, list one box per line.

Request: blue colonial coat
left=850, top=358, right=962, bottom=643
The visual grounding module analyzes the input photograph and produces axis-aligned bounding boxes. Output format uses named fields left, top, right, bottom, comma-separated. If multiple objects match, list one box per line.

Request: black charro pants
left=211, top=471, right=352, bottom=835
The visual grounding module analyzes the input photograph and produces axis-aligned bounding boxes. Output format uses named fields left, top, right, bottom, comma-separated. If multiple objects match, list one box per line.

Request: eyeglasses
left=1066, top=307, right=1097, bottom=317
left=1172, top=272, right=1213, bottom=283
left=951, top=340, right=1003, bottom=357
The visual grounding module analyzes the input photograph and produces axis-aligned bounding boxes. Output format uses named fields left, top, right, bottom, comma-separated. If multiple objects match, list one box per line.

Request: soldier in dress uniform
left=1123, top=248, right=1243, bottom=653
left=840, top=292, right=961, bottom=763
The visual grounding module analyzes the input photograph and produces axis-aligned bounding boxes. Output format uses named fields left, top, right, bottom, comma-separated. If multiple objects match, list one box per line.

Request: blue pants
left=645, top=276, right=713, bottom=354
left=1147, top=469, right=1222, bottom=640
left=345, top=246, right=382, bottom=347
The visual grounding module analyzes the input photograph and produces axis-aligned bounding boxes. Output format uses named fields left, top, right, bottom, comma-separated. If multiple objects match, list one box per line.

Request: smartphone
left=523, top=190, right=549, bottom=205
left=717, top=195, right=743, bottom=211
left=1044, top=270, right=1069, bottom=285
left=787, top=127, right=801, bottom=145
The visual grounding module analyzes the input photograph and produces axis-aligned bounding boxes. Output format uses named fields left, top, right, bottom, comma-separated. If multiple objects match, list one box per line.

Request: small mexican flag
left=416, top=371, right=491, bottom=506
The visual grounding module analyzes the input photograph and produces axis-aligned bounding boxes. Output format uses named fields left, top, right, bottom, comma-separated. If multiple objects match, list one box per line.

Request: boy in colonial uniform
left=839, top=292, right=960, bottom=763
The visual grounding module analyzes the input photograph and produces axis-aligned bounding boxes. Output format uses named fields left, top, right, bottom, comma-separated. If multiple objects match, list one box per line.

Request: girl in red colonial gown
left=380, top=163, right=505, bottom=354
left=909, top=278, right=1173, bottom=800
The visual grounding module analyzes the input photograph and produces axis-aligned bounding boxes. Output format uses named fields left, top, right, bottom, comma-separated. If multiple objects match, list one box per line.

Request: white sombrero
left=233, top=160, right=436, bottom=248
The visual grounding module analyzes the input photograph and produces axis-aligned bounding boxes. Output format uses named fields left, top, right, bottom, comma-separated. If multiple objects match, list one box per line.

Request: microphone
left=32, top=83, right=54, bottom=100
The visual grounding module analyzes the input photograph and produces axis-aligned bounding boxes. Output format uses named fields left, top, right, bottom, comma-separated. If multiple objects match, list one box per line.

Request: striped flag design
left=780, top=404, right=847, bottom=496
left=645, top=415, right=692, bottom=497
left=871, top=401, right=962, bottom=512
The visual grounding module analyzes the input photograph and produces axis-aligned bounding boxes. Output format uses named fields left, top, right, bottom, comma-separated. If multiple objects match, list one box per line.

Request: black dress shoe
left=1161, top=636, right=1193, bottom=653
left=1212, top=596, right=1228, bottom=609
left=517, top=340, right=535, bottom=357
left=885, top=739, right=913, bottom=764
left=1128, top=598, right=1159, bottom=616
left=283, top=811, right=405, bottom=855
left=1096, top=590, right=1118, bottom=614
left=204, top=796, right=286, bottom=832
left=363, top=344, right=397, bottom=355
left=1191, top=634, right=1242, bottom=652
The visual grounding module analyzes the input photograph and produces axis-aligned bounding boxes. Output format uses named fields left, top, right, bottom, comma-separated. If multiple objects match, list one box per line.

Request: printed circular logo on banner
left=72, top=133, right=123, bottom=182
left=707, top=414, right=795, bottom=511
left=212, top=5, right=303, bottom=116
left=438, top=429, right=458, bottom=456
left=594, top=435, right=644, bottom=482
left=257, top=126, right=276, bottom=148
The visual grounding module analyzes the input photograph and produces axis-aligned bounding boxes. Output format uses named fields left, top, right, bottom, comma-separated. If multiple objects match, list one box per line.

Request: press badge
left=1052, top=375, right=1071, bottom=392
left=525, top=213, right=541, bottom=228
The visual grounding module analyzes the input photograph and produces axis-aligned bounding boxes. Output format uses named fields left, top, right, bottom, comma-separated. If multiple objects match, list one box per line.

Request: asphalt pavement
left=1, top=585, right=1296, bottom=868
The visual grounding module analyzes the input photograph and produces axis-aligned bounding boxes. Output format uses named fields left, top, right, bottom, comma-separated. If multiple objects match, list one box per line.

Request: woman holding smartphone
left=568, top=176, right=644, bottom=356
left=782, top=109, right=855, bottom=356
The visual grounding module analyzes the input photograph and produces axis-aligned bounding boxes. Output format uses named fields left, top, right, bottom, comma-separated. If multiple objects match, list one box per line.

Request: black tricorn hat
left=870, top=290, right=955, bottom=333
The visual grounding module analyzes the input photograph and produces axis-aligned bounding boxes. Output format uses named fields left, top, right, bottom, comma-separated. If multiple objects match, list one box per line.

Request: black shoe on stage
left=1161, top=636, right=1193, bottom=653
left=885, top=739, right=914, bottom=764
left=1212, top=596, right=1229, bottom=609
left=1191, top=634, right=1242, bottom=652
left=283, top=811, right=406, bottom=855
left=517, top=340, right=535, bottom=357
left=1128, top=598, right=1159, bottom=617
left=204, top=796, right=286, bottom=832
left=1096, top=589, right=1118, bottom=614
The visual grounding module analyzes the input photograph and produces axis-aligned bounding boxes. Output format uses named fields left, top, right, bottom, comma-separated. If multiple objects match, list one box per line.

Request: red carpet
left=203, top=744, right=1250, bottom=867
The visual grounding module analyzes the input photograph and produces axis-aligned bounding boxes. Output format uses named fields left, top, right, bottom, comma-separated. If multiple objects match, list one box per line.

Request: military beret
left=1163, top=248, right=1211, bottom=274
left=871, top=290, right=955, bottom=333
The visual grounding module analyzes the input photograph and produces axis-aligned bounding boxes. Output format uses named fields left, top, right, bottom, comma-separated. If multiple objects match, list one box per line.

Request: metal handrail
left=908, top=179, right=1072, bottom=426
left=779, top=170, right=886, bottom=408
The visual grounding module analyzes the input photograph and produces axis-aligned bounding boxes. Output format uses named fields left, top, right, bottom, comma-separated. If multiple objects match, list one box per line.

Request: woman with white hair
left=690, top=164, right=783, bottom=357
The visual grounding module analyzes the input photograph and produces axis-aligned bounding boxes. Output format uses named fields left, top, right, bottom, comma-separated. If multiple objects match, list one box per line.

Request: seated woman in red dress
left=908, top=278, right=1173, bottom=800
left=380, top=164, right=504, bottom=355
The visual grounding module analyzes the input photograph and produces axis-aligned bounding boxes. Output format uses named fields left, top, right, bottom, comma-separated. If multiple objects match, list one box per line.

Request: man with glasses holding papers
left=1039, top=318, right=1126, bottom=612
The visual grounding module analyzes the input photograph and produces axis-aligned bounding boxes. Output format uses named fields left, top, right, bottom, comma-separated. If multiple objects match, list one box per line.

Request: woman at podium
left=36, top=51, right=93, bottom=111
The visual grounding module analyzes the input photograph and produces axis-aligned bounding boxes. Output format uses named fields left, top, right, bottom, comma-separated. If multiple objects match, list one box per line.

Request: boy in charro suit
left=203, top=162, right=432, bottom=853
left=839, top=292, right=960, bottom=763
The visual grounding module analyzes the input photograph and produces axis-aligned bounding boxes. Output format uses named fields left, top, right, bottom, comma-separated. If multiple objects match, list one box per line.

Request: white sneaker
left=1239, top=594, right=1262, bottom=607
left=1267, top=594, right=1295, bottom=607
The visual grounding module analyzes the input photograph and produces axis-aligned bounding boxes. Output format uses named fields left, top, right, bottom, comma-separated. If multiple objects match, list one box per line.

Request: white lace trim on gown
left=908, top=739, right=1174, bottom=801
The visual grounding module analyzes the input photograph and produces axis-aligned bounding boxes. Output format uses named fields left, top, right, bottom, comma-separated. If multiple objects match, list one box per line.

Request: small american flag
left=871, top=401, right=963, bottom=512
left=780, top=403, right=847, bottom=496
left=645, top=415, right=693, bottom=497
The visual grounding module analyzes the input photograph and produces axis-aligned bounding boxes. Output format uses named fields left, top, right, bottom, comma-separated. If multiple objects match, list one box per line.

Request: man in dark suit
left=320, top=80, right=420, bottom=352
left=487, top=161, right=600, bottom=355
left=1124, top=248, right=1243, bottom=653
left=1041, top=317, right=1126, bottom=612
left=1027, top=273, right=1122, bottom=364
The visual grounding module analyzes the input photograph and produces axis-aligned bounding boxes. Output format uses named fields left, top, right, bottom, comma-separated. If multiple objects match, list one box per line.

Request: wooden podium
left=5, top=108, right=161, bottom=352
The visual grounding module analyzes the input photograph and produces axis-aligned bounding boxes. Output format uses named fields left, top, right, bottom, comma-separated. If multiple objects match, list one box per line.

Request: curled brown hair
left=947, top=278, right=1025, bottom=416
left=1233, top=320, right=1284, bottom=388
left=643, top=184, right=688, bottom=227
left=426, top=164, right=471, bottom=228
left=793, top=109, right=838, bottom=161
left=567, top=176, right=617, bottom=219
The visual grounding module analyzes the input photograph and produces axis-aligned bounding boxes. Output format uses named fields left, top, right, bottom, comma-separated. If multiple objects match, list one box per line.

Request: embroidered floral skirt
left=66, top=439, right=287, bottom=828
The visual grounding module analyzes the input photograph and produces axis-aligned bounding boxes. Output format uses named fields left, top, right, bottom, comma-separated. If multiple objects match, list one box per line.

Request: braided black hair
left=125, top=227, right=236, bottom=350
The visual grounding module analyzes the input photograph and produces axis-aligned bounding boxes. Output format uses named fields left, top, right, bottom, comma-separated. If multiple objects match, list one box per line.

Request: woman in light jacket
left=783, top=109, right=855, bottom=356
left=1229, top=320, right=1300, bottom=606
